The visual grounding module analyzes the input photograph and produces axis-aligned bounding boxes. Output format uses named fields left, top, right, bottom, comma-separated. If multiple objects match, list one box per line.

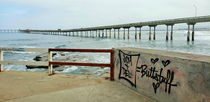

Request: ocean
left=0, top=30, right=210, bottom=75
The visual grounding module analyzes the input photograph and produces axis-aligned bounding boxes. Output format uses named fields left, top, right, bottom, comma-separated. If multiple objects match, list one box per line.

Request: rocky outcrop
left=26, top=52, right=110, bottom=77
left=26, top=52, right=58, bottom=69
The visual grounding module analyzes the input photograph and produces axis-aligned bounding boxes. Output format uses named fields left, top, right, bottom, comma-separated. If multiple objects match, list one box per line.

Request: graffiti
left=151, top=58, right=159, bottom=64
left=118, top=50, right=177, bottom=94
left=118, top=50, right=140, bottom=87
left=162, top=60, right=170, bottom=67
left=137, top=64, right=177, bottom=94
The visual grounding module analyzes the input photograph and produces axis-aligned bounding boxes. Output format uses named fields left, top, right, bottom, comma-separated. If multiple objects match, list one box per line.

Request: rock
left=33, top=52, right=57, bottom=61
left=60, top=53, right=65, bottom=56
left=26, top=52, right=57, bottom=69
left=26, top=65, right=59, bottom=69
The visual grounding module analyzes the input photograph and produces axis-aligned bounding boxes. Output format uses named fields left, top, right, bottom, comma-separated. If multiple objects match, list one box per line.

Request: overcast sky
left=0, top=0, right=210, bottom=30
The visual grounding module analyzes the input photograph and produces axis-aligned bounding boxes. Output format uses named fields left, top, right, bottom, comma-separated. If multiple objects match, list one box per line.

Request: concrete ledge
left=113, top=47, right=210, bottom=102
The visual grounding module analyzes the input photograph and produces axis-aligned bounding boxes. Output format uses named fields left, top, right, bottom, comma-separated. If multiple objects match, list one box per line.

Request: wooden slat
left=110, top=51, right=114, bottom=81
left=0, top=47, right=47, bottom=52
left=49, top=62, right=111, bottom=67
left=49, top=48, right=113, bottom=53
left=0, top=61, right=48, bottom=66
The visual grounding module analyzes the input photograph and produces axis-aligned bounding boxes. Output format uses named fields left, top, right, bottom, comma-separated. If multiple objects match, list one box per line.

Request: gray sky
left=0, top=0, right=210, bottom=30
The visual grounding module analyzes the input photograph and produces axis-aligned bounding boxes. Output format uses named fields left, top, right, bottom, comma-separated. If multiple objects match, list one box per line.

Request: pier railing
left=0, top=47, right=114, bottom=81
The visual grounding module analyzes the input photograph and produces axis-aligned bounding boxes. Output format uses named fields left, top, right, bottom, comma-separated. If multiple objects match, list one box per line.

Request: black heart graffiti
left=162, top=60, right=170, bottom=67
left=151, top=58, right=159, bottom=64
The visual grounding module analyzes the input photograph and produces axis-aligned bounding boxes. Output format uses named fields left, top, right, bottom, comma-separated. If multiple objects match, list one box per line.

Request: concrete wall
left=113, top=47, right=210, bottom=102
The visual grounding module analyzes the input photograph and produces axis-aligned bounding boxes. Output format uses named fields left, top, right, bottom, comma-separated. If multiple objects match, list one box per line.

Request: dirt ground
left=0, top=70, right=110, bottom=101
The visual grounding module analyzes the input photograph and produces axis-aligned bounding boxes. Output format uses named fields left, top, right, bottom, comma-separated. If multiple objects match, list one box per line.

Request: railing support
left=48, top=51, right=53, bottom=75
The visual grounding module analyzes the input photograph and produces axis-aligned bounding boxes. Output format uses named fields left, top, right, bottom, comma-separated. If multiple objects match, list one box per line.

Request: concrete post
left=139, top=27, right=141, bottom=39
left=171, top=25, right=173, bottom=40
left=102, top=30, right=104, bottom=38
left=153, top=26, right=156, bottom=40
left=0, top=51, right=3, bottom=72
left=106, top=29, right=107, bottom=38
left=114, top=29, right=116, bottom=38
left=118, top=29, right=120, bottom=38
left=109, top=29, right=111, bottom=38
left=149, top=27, right=151, bottom=40
left=192, top=24, right=194, bottom=41
left=128, top=28, right=129, bottom=39
left=135, top=27, right=137, bottom=39
left=81, top=31, right=83, bottom=37
left=96, top=30, right=97, bottom=37
left=77, top=31, right=78, bottom=36
left=87, top=31, right=88, bottom=37
left=123, top=28, right=125, bottom=39
left=187, top=24, right=190, bottom=41
left=166, top=25, right=168, bottom=40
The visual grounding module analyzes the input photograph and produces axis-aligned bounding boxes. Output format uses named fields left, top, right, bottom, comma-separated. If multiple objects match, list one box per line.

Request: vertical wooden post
left=0, top=51, right=3, bottom=72
left=110, top=50, right=114, bottom=81
left=99, top=30, right=100, bottom=37
left=48, top=51, right=53, bottom=75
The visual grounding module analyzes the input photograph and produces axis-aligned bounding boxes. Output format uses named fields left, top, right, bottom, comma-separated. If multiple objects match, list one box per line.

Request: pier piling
left=171, top=25, right=173, bottom=40
left=149, top=27, right=151, bottom=40
left=166, top=25, right=169, bottom=40
left=118, top=29, right=120, bottom=38
left=187, top=24, right=190, bottom=41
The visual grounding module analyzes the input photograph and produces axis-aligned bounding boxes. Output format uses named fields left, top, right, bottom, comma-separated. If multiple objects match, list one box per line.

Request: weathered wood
left=49, top=48, right=113, bottom=53
left=0, top=47, right=47, bottom=52
left=48, top=51, right=53, bottom=75
left=0, top=61, right=48, bottom=66
left=110, top=50, right=114, bottom=81
left=49, top=62, right=111, bottom=67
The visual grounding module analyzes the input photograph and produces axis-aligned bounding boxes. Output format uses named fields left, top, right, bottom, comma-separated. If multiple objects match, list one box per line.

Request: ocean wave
left=55, top=44, right=67, bottom=48
left=0, top=39, right=37, bottom=42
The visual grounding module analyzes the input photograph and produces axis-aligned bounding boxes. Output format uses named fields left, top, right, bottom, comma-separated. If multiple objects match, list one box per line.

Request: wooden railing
left=0, top=47, right=114, bottom=81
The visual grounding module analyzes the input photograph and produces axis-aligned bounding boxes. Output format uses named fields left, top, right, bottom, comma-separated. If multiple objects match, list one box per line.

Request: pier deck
left=0, top=71, right=155, bottom=102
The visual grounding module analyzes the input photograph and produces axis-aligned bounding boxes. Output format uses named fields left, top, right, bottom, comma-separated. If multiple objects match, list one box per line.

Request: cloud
left=0, top=0, right=209, bottom=29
